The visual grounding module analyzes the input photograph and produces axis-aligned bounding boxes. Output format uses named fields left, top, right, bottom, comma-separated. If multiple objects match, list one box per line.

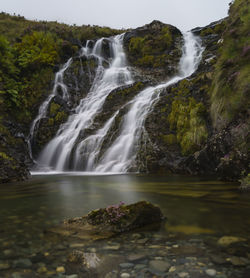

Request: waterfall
left=27, top=58, right=72, bottom=160
left=94, top=31, right=204, bottom=172
left=36, top=34, right=133, bottom=171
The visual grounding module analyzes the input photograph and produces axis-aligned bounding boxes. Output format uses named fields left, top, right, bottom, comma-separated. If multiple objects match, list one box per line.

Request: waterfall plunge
left=36, top=34, right=133, bottom=171
left=94, top=31, right=204, bottom=173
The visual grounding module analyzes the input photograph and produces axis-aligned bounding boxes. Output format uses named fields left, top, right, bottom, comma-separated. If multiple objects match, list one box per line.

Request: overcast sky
left=1, top=0, right=231, bottom=31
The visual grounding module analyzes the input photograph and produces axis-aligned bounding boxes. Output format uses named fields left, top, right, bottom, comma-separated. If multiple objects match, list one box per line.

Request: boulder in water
left=48, top=201, right=165, bottom=240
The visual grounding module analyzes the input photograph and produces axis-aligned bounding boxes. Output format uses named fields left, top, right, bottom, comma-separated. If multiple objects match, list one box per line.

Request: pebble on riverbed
left=13, top=258, right=32, bottom=268
left=205, top=269, right=217, bottom=277
left=149, top=259, right=170, bottom=272
left=56, top=266, right=65, bottom=273
left=0, top=262, right=10, bottom=270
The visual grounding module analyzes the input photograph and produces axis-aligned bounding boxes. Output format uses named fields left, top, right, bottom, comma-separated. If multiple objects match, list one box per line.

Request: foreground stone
left=48, top=201, right=164, bottom=241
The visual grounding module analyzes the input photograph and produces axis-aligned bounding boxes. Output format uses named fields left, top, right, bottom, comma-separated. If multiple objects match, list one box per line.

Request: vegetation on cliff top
left=0, top=12, right=122, bottom=43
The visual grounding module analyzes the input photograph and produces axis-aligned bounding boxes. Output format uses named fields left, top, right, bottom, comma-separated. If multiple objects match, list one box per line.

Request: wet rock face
left=48, top=201, right=164, bottom=240
left=184, top=123, right=250, bottom=180
left=123, top=20, right=183, bottom=83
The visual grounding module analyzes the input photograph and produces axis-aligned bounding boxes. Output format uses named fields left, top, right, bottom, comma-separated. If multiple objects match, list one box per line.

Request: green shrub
left=15, top=31, right=61, bottom=70
left=0, top=35, right=21, bottom=107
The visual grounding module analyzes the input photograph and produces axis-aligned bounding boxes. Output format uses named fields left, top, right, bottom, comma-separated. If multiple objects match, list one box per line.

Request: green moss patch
left=168, top=97, right=208, bottom=155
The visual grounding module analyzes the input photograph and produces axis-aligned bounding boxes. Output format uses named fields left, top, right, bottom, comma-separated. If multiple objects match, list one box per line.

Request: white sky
left=1, top=0, right=231, bottom=31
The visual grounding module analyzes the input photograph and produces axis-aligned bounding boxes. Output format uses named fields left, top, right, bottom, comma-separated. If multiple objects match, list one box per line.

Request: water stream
left=37, top=34, right=133, bottom=171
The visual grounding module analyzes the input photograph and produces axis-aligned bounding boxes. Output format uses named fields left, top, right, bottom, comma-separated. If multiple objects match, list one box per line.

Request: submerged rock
left=66, top=250, right=124, bottom=278
left=48, top=201, right=164, bottom=240
left=217, top=236, right=246, bottom=247
left=149, top=260, right=170, bottom=272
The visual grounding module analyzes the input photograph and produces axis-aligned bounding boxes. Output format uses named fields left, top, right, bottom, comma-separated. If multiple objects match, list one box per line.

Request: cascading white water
left=75, top=111, right=119, bottom=171
left=27, top=58, right=72, bottom=160
left=37, top=34, right=133, bottom=171
left=95, top=31, right=204, bottom=172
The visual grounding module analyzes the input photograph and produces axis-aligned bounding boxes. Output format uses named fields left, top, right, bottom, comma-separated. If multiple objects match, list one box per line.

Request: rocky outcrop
left=124, top=20, right=183, bottom=83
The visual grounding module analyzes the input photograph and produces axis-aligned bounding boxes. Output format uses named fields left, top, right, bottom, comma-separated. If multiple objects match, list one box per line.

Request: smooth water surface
left=1, top=174, right=250, bottom=239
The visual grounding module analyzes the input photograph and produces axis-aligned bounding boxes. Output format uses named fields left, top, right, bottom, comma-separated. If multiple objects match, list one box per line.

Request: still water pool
left=0, top=174, right=250, bottom=277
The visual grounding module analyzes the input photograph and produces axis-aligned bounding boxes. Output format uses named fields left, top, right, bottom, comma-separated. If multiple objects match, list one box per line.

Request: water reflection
left=0, top=174, right=249, bottom=238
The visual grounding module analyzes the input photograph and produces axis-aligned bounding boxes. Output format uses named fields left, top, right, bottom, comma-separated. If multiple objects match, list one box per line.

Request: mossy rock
left=239, top=174, right=250, bottom=191
left=124, top=20, right=183, bottom=82
left=48, top=201, right=165, bottom=240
